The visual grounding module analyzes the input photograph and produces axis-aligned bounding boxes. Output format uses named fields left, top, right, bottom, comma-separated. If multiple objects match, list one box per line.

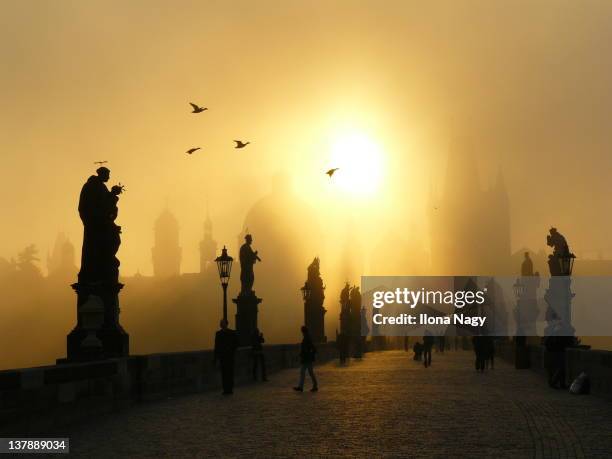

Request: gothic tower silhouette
left=152, top=209, right=182, bottom=277
left=429, top=147, right=511, bottom=275
left=199, top=210, right=217, bottom=274
left=47, top=232, right=77, bottom=279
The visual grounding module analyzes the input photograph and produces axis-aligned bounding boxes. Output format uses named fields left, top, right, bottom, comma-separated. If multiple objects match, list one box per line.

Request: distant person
left=337, top=332, right=348, bottom=365
left=214, top=319, right=238, bottom=395
left=423, top=331, right=434, bottom=368
left=412, top=341, right=423, bottom=361
left=437, top=335, right=446, bottom=353
left=484, top=336, right=495, bottom=369
left=251, top=328, right=267, bottom=382
left=472, top=335, right=486, bottom=372
left=544, top=331, right=575, bottom=389
left=294, top=326, right=319, bottom=392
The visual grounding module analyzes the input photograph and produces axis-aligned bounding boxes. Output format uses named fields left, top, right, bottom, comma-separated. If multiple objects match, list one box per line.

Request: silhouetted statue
left=214, top=319, right=239, bottom=395
left=307, top=258, right=324, bottom=293
left=340, top=282, right=350, bottom=307
left=303, top=257, right=326, bottom=343
left=546, top=227, right=575, bottom=276
left=521, top=252, right=534, bottom=276
left=66, top=167, right=129, bottom=362
left=78, top=167, right=122, bottom=284
left=239, top=234, right=261, bottom=295
left=547, top=227, right=570, bottom=258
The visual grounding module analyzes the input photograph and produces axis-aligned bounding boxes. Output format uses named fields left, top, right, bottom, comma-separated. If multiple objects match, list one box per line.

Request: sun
left=328, top=130, right=384, bottom=196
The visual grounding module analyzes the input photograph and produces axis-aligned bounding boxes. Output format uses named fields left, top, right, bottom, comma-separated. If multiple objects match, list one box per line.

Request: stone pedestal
left=233, top=291, right=262, bottom=347
left=64, top=281, right=129, bottom=362
left=304, top=301, right=327, bottom=343
left=544, top=276, right=575, bottom=336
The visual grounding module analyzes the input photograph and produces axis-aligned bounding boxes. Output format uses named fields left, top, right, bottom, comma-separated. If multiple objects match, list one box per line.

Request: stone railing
left=0, top=342, right=339, bottom=435
left=496, top=340, right=612, bottom=395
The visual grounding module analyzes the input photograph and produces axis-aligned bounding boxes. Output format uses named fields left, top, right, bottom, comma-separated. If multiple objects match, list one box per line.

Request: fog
left=2, top=0, right=612, bottom=368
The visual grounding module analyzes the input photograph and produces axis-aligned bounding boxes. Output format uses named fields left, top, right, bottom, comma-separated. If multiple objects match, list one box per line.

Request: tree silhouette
left=16, top=244, right=42, bottom=279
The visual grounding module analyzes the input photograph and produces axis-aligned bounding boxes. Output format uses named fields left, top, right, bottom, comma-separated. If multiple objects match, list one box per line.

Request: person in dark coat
left=423, top=331, right=434, bottom=367
left=214, top=319, right=238, bottom=395
left=336, top=332, right=348, bottom=365
left=251, top=328, right=267, bottom=381
left=544, top=333, right=575, bottom=389
left=413, top=341, right=423, bottom=361
left=473, top=335, right=486, bottom=372
left=294, top=326, right=319, bottom=392
left=484, top=336, right=495, bottom=369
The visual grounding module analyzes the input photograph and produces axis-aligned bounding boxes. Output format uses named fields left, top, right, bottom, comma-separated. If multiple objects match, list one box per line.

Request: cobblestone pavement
left=68, top=351, right=612, bottom=458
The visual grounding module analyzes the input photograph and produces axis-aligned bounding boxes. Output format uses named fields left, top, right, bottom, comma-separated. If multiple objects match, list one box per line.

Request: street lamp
left=215, top=246, right=233, bottom=322
left=300, top=282, right=311, bottom=302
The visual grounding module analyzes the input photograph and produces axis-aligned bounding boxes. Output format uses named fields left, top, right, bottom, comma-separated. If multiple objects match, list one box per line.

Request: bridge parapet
left=0, top=342, right=339, bottom=435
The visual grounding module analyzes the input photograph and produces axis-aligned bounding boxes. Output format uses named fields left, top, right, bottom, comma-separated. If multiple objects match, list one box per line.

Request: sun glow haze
left=328, top=130, right=385, bottom=197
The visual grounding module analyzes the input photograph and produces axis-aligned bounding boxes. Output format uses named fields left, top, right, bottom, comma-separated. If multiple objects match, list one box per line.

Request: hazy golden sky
left=2, top=0, right=612, bottom=275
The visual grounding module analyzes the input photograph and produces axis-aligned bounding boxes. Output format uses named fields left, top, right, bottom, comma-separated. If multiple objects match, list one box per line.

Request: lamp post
left=215, top=246, right=233, bottom=322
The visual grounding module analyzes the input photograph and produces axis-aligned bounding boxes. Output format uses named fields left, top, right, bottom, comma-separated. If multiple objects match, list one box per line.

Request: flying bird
left=189, top=102, right=208, bottom=113
left=186, top=147, right=201, bottom=155
left=326, top=168, right=339, bottom=178
left=94, top=160, right=108, bottom=165
left=234, top=140, right=250, bottom=149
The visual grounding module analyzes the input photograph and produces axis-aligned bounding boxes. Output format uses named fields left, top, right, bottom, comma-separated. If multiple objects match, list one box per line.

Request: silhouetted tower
left=340, top=222, right=364, bottom=284
left=152, top=209, right=182, bottom=277
left=429, top=145, right=511, bottom=275
left=199, top=210, right=217, bottom=274
left=47, top=232, right=77, bottom=279
left=301, top=257, right=327, bottom=343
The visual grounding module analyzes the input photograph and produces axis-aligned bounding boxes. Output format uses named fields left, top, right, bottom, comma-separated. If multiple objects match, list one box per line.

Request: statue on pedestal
left=239, top=234, right=261, bottom=295
left=544, top=227, right=575, bottom=338
left=234, top=233, right=263, bottom=346
left=63, top=167, right=129, bottom=362
left=303, top=257, right=326, bottom=343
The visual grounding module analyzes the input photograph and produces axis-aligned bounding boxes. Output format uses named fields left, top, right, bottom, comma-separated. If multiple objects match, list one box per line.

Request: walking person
left=412, top=341, right=423, bottom=361
left=484, top=336, right=495, bottom=369
left=294, top=326, right=319, bottom=392
left=214, top=319, right=238, bottom=395
left=473, top=335, right=486, bottom=372
left=423, top=331, right=434, bottom=368
left=251, top=328, right=267, bottom=381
